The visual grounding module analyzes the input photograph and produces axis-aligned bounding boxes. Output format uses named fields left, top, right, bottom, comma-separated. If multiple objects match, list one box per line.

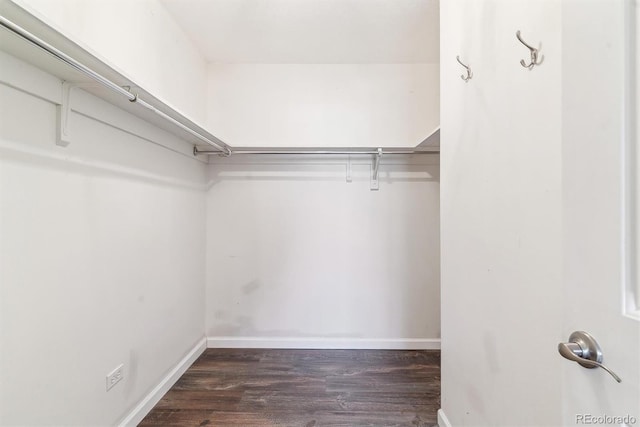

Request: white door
left=561, top=1, right=640, bottom=425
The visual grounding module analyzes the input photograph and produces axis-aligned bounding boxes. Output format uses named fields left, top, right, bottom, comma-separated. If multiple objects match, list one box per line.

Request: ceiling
left=160, top=0, right=439, bottom=64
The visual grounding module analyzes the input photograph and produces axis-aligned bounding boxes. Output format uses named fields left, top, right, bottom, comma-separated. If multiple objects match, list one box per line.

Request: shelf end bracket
left=56, top=82, right=75, bottom=147
left=370, top=148, right=382, bottom=190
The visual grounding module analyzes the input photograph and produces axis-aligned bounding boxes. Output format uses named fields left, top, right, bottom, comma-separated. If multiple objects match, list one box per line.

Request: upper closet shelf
left=0, top=1, right=231, bottom=155
left=0, top=1, right=439, bottom=158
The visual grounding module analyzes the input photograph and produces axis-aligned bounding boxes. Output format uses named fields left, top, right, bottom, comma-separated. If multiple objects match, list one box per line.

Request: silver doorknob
left=558, top=331, right=622, bottom=383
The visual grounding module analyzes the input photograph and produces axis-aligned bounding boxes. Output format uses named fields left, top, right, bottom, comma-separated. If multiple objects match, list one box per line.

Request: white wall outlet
left=106, top=364, right=124, bottom=391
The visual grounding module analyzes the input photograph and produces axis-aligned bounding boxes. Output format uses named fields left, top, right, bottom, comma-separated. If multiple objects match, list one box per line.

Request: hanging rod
left=0, top=15, right=232, bottom=156
left=193, top=147, right=439, bottom=156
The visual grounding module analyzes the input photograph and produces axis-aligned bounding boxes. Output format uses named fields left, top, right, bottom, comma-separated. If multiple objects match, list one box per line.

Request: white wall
left=0, top=52, right=207, bottom=425
left=11, top=0, right=209, bottom=125
left=440, top=1, right=562, bottom=425
left=205, top=155, right=440, bottom=348
left=207, top=64, right=439, bottom=148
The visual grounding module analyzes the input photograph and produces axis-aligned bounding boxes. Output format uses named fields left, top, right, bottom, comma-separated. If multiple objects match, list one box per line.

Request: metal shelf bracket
left=56, top=81, right=75, bottom=147
left=370, top=148, right=382, bottom=190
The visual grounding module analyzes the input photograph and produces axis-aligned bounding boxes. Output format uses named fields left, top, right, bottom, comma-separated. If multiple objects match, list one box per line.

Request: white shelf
left=0, top=0, right=228, bottom=153
left=0, top=0, right=439, bottom=156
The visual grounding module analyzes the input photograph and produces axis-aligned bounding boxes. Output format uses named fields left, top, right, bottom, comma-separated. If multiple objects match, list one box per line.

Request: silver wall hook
left=516, top=30, right=544, bottom=69
left=456, top=55, right=473, bottom=81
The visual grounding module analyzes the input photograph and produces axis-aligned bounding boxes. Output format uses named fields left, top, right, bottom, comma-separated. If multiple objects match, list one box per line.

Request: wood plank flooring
left=139, top=349, right=440, bottom=426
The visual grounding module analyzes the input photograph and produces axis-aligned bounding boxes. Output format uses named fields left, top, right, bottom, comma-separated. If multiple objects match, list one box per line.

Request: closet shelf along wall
left=0, top=2, right=439, bottom=158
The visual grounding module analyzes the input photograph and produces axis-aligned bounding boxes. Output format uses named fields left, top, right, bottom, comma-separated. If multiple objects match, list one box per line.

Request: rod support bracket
left=56, top=81, right=75, bottom=147
left=370, top=148, right=382, bottom=190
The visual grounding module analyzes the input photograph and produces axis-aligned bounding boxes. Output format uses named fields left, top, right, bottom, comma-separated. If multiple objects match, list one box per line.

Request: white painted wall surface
left=0, top=52, right=207, bottom=425
left=207, top=64, right=439, bottom=147
left=205, top=156, right=440, bottom=348
left=160, top=0, right=440, bottom=64
left=10, top=0, right=208, bottom=125
left=440, top=1, right=562, bottom=425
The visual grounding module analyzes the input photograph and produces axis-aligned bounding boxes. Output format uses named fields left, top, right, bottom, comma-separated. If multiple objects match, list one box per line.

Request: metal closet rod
left=0, top=15, right=232, bottom=156
left=194, top=147, right=439, bottom=155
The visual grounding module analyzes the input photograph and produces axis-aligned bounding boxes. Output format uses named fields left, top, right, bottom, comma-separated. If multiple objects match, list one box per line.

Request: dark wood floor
left=140, top=348, right=440, bottom=426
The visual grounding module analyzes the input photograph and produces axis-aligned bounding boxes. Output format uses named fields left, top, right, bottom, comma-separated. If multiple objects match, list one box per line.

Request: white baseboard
left=207, top=336, right=441, bottom=350
left=118, top=337, right=207, bottom=427
left=438, top=409, right=452, bottom=427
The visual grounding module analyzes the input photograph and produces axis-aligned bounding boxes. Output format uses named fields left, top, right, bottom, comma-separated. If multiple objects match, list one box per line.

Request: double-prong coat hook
left=456, top=55, right=473, bottom=81
left=516, top=30, right=544, bottom=69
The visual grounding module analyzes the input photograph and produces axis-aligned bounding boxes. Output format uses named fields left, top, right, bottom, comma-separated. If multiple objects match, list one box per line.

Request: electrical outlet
left=106, top=364, right=124, bottom=391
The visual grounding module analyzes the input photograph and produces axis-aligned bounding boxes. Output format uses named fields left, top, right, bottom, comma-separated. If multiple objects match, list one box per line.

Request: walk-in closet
left=1, top=1, right=638, bottom=426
